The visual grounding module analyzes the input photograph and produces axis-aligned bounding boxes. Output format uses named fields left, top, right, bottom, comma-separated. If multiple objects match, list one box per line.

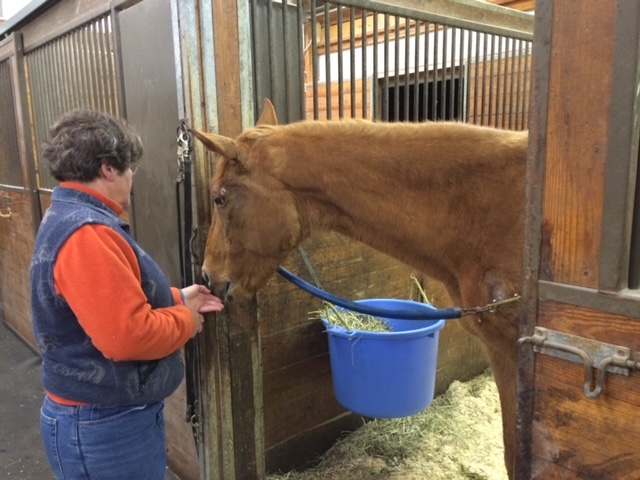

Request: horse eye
left=214, top=196, right=226, bottom=207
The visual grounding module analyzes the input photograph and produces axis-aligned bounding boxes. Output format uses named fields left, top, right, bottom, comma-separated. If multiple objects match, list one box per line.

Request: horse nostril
left=202, top=270, right=211, bottom=289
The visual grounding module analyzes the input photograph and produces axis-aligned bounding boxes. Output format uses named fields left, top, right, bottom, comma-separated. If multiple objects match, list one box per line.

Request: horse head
left=190, top=99, right=303, bottom=300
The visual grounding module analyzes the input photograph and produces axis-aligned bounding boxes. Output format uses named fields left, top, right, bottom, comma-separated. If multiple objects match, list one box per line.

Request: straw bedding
left=267, top=370, right=506, bottom=480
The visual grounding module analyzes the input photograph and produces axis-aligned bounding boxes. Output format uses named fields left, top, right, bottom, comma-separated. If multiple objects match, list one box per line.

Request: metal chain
left=460, top=295, right=521, bottom=317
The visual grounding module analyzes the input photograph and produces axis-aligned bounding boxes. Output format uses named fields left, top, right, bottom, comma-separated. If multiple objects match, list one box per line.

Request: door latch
left=518, top=327, right=640, bottom=399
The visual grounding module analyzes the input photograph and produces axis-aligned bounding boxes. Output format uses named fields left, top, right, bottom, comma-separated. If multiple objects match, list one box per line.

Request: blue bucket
left=322, top=299, right=445, bottom=419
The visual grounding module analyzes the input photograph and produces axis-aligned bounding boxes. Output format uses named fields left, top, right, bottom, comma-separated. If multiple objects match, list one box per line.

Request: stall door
left=517, top=1, right=640, bottom=479
left=0, top=33, right=40, bottom=348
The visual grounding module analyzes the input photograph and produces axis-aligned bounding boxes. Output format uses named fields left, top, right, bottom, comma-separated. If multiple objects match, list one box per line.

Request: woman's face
left=113, top=166, right=134, bottom=209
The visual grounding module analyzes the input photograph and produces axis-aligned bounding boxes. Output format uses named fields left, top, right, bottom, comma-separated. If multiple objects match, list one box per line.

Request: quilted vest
left=30, top=186, right=184, bottom=405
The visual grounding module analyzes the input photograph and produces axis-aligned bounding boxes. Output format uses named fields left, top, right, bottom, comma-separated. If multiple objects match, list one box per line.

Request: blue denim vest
left=30, top=187, right=184, bottom=405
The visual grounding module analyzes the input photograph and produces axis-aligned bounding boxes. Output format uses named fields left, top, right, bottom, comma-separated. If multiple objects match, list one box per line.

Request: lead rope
left=176, top=122, right=204, bottom=452
left=292, top=246, right=520, bottom=319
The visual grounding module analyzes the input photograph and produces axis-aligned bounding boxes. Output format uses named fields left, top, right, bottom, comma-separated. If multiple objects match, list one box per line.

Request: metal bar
left=267, top=0, right=278, bottom=112
left=496, top=35, right=502, bottom=128
left=105, top=16, right=117, bottom=114
left=403, top=16, right=410, bottom=121
left=440, top=25, right=447, bottom=119
left=514, top=38, right=522, bottom=130
left=324, top=1, right=332, bottom=119
left=481, top=32, right=488, bottom=125
left=422, top=21, right=429, bottom=119
left=508, top=38, right=516, bottom=129
left=449, top=26, right=455, bottom=120
left=325, top=0, right=533, bottom=40
left=89, top=22, right=103, bottom=110
left=413, top=19, right=420, bottom=121
left=297, top=0, right=306, bottom=120
left=281, top=0, right=291, bottom=122
left=362, top=8, right=368, bottom=119
left=99, top=17, right=114, bottom=114
left=431, top=23, right=438, bottom=120
left=382, top=13, right=389, bottom=121
left=81, top=25, right=96, bottom=110
left=460, top=27, right=467, bottom=120
left=111, top=11, right=124, bottom=117
left=71, top=29, right=84, bottom=108
left=372, top=12, right=378, bottom=119
left=12, top=32, right=43, bottom=230
left=50, top=39, right=63, bottom=114
left=472, top=30, right=480, bottom=124
left=393, top=15, right=400, bottom=121
left=250, top=0, right=263, bottom=117
left=60, top=34, right=75, bottom=110
left=521, top=40, right=530, bottom=129
left=337, top=4, right=344, bottom=118
left=311, top=0, right=319, bottom=119
left=488, top=34, right=496, bottom=127
left=349, top=7, right=356, bottom=118
left=29, top=49, right=46, bottom=157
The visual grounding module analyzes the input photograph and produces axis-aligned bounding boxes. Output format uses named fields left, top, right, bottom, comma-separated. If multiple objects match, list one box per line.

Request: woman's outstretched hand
left=181, top=284, right=225, bottom=336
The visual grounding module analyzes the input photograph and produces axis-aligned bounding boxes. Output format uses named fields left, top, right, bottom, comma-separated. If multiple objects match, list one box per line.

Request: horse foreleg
left=484, top=346, right=518, bottom=480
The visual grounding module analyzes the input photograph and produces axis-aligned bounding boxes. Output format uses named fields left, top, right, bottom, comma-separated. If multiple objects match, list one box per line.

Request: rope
left=278, top=266, right=521, bottom=321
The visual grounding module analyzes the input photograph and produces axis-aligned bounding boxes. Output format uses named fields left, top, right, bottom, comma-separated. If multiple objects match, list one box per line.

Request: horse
left=191, top=99, right=528, bottom=479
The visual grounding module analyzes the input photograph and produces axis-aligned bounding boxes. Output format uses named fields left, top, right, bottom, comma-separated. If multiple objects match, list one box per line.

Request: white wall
left=1, top=0, right=32, bottom=20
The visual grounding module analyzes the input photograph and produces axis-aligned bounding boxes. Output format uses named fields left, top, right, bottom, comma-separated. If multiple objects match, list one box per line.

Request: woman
left=30, top=109, right=224, bottom=479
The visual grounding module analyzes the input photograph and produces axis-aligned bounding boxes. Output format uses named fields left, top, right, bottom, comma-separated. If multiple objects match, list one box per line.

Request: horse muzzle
left=201, top=270, right=233, bottom=301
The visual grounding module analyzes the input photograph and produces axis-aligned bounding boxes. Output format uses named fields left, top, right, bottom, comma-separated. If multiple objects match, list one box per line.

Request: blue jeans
left=40, top=396, right=167, bottom=480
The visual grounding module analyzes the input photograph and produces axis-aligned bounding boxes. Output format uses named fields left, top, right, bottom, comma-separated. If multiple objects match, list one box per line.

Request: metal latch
left=518, top=327, right=640, bottom=399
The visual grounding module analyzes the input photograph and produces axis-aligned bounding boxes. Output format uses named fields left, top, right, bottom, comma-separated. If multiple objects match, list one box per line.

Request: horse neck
left=273, top=121, right=526, bottom=300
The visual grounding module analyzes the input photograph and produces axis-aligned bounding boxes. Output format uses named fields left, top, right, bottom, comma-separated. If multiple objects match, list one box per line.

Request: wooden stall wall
left=518, top=0, right=640, bottom=478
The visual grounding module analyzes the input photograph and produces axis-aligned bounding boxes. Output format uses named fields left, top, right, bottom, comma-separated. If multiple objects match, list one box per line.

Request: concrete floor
left=0, top=323, right=179, bottom=479
left=0, top=324, right=50, bottom=479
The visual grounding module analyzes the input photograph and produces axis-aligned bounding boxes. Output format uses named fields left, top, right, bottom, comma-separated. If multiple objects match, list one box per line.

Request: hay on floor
left=267, top=370, right=506, bottom=480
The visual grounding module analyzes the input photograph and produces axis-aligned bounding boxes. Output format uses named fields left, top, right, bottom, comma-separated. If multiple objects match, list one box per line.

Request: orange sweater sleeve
left=54, top=224, right=195, bottom=362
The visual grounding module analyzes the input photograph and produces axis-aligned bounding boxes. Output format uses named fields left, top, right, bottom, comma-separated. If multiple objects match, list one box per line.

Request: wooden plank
left=527, top=300, right=640, bottom=478
left=212, top=0, right=243, bottom=135
left=265, top=411, right=363, bottom=473
left=538, top=300, right=640, bottom=350
left=540, top=0, right=617, bottom=287
left=263, top=354, right=343, bottom=448
left=532, top=355, right=640, bottom=479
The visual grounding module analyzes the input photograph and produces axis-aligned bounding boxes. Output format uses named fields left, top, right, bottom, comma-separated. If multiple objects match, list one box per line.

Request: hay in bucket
left=310, top=302, right=392, bottom=332
left=309, top=275, right=431, bottom=333
left=266, top=369, right=506, bottom=480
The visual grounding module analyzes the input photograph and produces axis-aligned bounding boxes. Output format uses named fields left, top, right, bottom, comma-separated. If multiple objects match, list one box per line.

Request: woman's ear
left=100, top=163, right=116, bottom=180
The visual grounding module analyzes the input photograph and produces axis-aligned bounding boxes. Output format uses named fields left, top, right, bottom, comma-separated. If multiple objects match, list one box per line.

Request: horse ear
left=256, top=98, right=278, bottom=126
left=189, top=129, right=237, bottom=159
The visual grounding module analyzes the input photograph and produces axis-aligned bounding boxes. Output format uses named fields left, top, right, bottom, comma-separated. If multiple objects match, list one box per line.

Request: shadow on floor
left=0, top=323, right=180, bottom=479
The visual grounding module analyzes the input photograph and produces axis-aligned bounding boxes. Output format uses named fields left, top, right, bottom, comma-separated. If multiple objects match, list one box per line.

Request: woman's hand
left=181, top=284, right=225, bottom=336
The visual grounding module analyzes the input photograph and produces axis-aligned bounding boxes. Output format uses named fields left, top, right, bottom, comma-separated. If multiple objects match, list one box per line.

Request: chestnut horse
left=191, top=99, right=527, bottom=479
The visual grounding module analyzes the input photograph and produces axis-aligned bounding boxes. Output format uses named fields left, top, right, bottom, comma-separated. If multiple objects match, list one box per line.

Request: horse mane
left=239, top=118, right=525, bottom=151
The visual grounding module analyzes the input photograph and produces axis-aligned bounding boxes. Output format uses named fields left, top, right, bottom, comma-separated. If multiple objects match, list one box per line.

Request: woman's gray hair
left=42, top=109, right=143, bottom=182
